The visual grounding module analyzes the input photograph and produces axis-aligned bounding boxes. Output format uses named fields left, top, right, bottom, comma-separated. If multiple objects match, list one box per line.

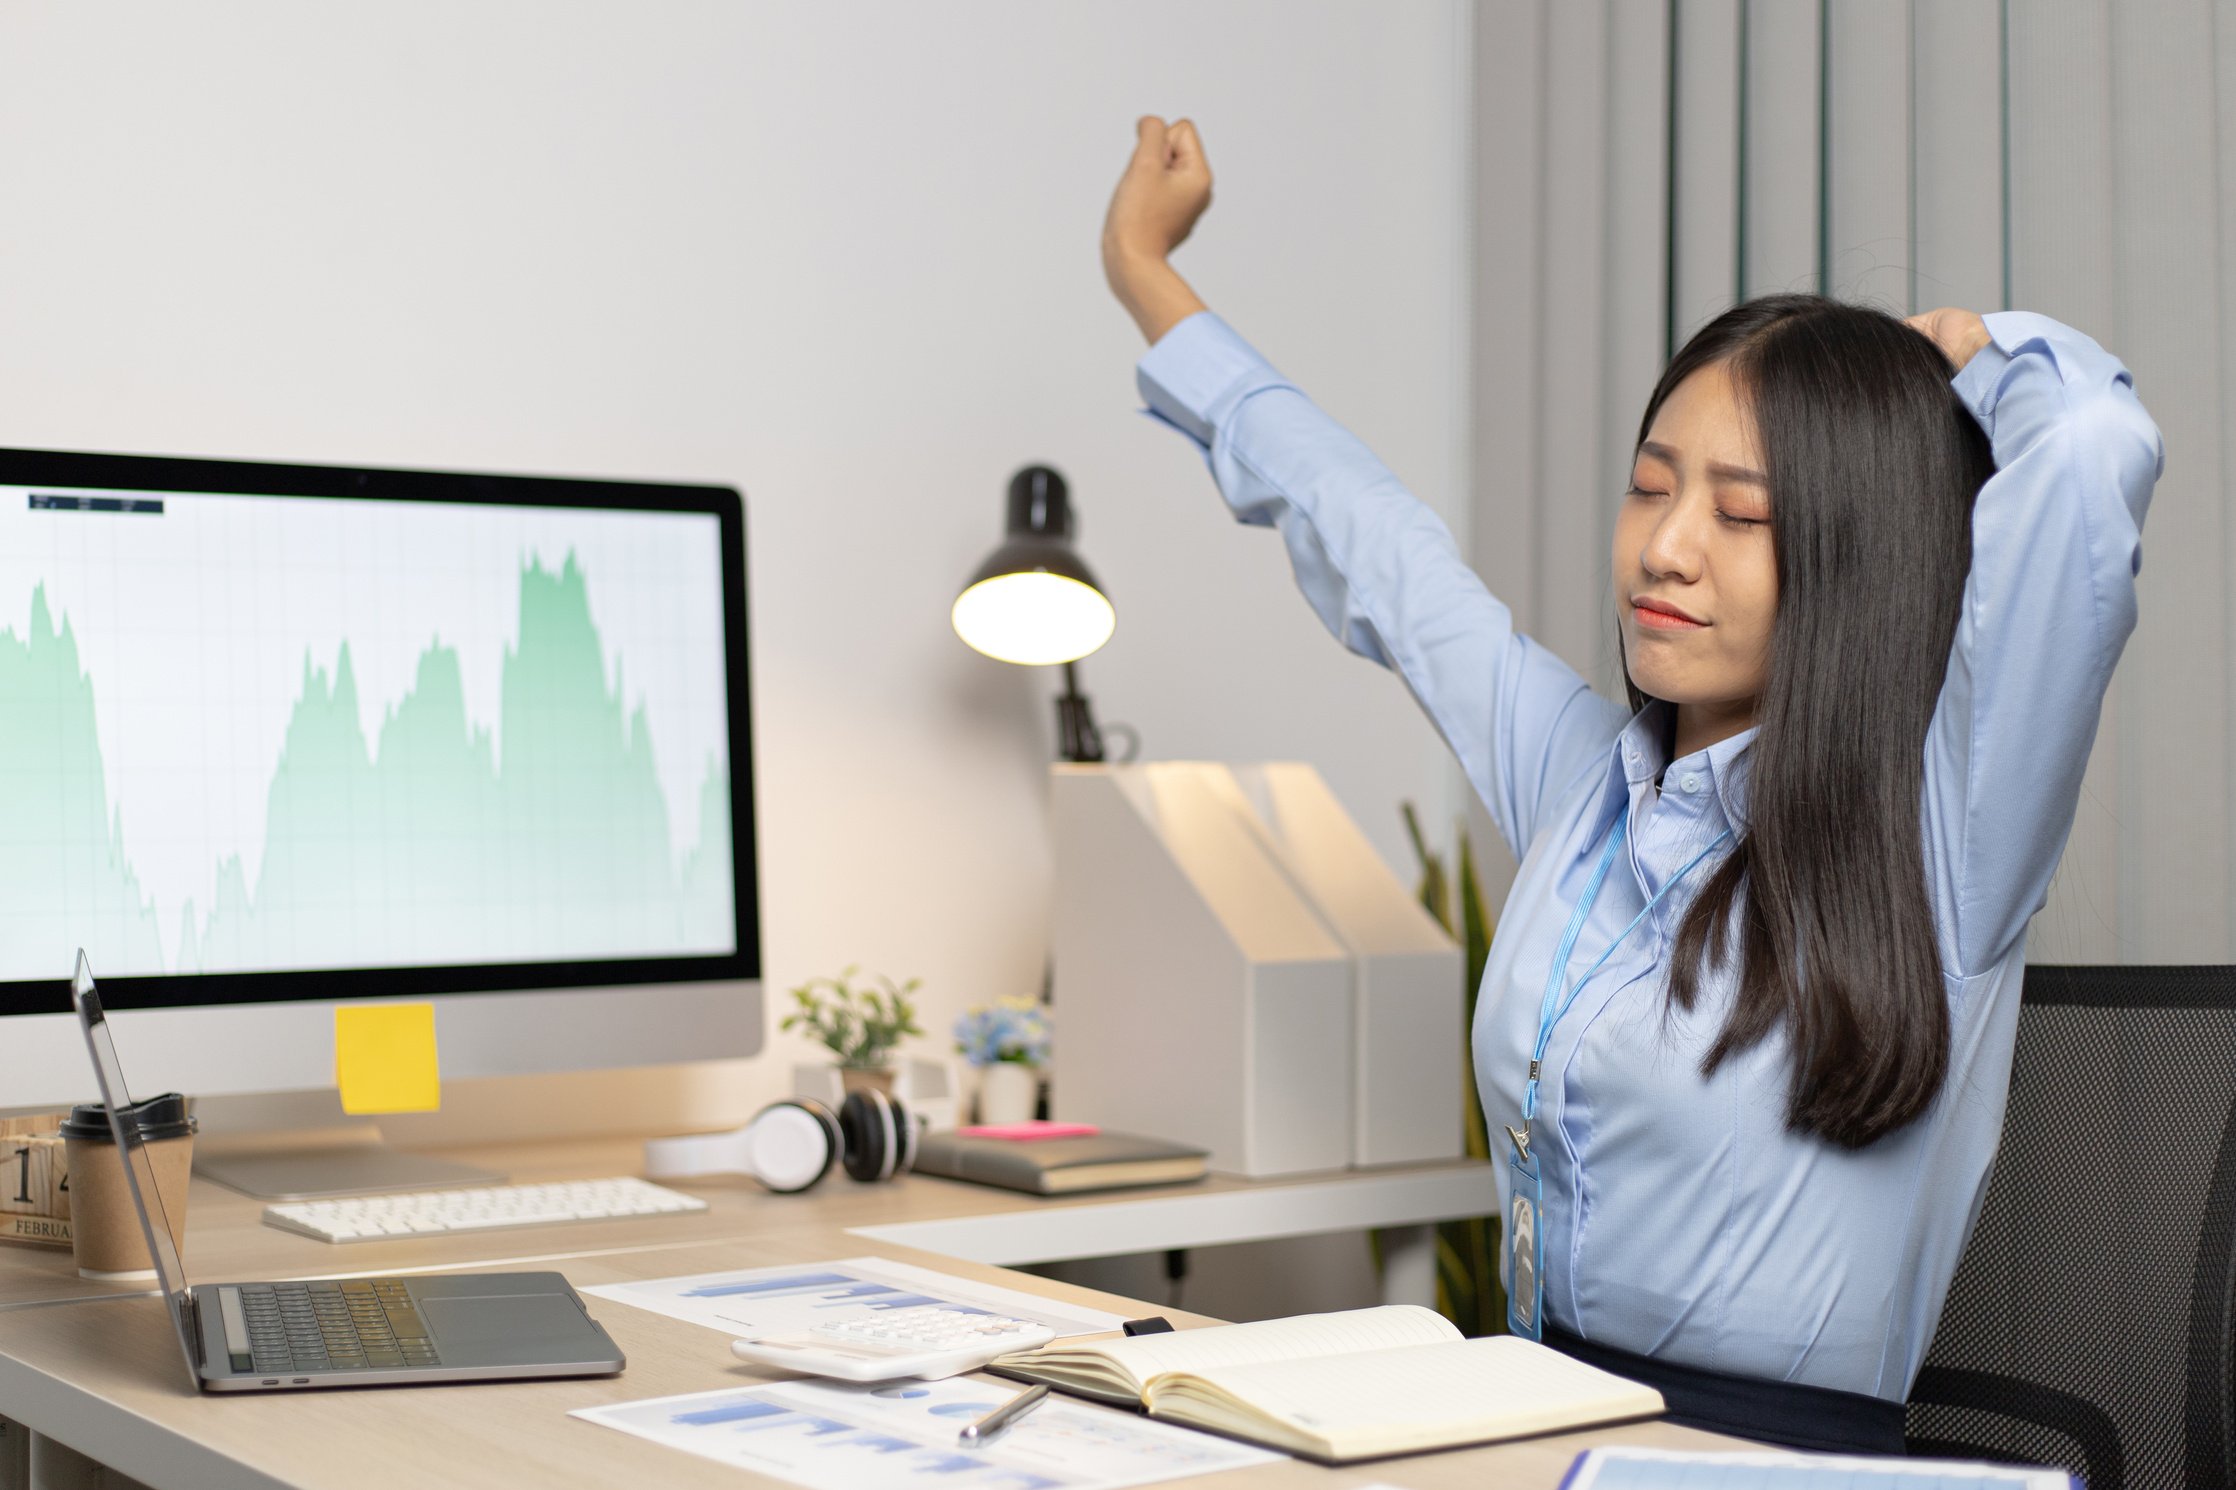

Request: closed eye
left=1628, top=485, right=1765, bottom=526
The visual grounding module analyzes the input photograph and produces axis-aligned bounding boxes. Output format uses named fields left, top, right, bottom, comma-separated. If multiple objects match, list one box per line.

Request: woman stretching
left=1099, top=115, right=2163, bottom=1454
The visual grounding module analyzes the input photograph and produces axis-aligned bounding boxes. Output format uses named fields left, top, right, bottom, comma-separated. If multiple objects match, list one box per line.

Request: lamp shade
left=951, top=466, right=1115, bottom=666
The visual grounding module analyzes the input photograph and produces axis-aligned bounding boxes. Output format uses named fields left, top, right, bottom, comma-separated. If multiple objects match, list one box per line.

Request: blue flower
left=952, top=997, right=1052, bottom=1069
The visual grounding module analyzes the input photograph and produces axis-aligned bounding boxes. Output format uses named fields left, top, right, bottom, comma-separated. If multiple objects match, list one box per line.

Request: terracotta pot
left=840, top=1066, right=895, bottom=1098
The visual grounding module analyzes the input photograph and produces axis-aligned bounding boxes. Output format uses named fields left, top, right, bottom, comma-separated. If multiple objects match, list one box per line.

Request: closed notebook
left=912, top=1129, right=1207, bottom=1194
left=989, top=1303, right=1664, bottom=1464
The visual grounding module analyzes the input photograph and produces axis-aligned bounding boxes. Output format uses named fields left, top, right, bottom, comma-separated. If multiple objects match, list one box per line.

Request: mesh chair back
left=1905, top=965, right=2236, bottom=1489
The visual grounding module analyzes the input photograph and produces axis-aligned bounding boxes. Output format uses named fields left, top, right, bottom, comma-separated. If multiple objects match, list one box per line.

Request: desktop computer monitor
left=0, top=448, right=761, bottom=1149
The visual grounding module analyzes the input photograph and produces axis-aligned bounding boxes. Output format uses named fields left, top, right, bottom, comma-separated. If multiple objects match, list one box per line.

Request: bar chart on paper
left=0, top=484, right=736, bottom=982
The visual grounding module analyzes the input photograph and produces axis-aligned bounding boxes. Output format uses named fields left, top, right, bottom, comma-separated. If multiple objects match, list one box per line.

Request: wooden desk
left=0, top=1139, right=1499, bottom=1315
left=0, top=1137, right=1741, bottom=1489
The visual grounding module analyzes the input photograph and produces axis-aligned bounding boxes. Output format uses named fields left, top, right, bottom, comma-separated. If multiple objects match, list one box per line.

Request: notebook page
left=1100, top=1305, right=1458, bottom=1383
left=1162, top=1336, right=1661, bottom=1450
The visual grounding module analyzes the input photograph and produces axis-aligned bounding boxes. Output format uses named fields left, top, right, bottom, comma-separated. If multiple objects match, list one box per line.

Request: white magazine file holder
left=1050, top=763, right=1462, bottom=1177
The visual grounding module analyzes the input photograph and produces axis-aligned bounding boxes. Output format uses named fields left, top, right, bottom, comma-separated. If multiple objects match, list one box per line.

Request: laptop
left=70, top=951, right=628, bottom=1392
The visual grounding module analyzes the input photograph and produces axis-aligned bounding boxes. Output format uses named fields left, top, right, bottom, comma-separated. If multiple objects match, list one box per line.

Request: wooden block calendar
left=0, top=1116, right=71, bottom=1246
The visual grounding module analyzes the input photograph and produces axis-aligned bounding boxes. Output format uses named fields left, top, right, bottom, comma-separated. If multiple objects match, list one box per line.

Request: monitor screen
left=0, top=449, right=756, bottom=1014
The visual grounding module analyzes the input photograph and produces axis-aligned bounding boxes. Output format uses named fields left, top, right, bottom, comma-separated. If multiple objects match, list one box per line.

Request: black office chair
left=1905, top=965, right=2236, bottom=1489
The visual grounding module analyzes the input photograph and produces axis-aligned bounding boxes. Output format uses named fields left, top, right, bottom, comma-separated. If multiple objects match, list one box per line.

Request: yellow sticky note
left=334, top=1004, right=441, bottom=1115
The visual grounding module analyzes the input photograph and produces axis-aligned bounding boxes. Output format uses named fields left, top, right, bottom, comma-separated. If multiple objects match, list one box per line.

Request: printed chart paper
left=580, top=1256, right=1127, bottom=1342
left=572, top=1375, right=1278, bottom=1490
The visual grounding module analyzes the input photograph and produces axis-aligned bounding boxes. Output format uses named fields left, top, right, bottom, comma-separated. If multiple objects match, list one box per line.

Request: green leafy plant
left=780, top=967, right=925, bottom=1070
left=1402, top=802, right=1506, bottom=1337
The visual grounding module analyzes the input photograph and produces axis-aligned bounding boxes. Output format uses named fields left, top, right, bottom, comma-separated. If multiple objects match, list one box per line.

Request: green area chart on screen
left=0, top=552, right=735, bottom=981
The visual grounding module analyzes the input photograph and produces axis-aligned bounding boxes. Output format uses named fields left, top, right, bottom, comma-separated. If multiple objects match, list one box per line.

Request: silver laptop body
left=70, top=951, right=627, bottom=1392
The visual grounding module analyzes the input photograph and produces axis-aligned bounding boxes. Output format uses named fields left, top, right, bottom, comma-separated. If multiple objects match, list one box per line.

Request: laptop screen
left=71, top=950, right=200, bottom=1382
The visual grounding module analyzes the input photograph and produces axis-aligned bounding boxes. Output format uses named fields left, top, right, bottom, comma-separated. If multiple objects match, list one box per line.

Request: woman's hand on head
left=1102, top=117, right=1214, bottom=344
left=1904, top=307, right=1992, bottom=372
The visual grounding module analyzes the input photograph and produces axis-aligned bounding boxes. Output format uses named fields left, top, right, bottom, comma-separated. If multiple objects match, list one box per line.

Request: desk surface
left=0, top=1137, right=1741, bottom=1489
left=0, top=1138, right=1503, bottom=1311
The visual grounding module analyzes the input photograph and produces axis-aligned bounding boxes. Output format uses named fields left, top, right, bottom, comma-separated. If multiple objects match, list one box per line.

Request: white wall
left=0, top=1, right=1471, bottom=1173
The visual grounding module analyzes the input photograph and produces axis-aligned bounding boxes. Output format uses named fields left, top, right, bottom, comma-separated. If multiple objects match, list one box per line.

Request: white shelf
left=850, top=1162, right=1497, bottom=1266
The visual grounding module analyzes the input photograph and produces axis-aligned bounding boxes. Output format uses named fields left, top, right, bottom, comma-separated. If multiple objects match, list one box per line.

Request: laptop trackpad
left=422, top=1294, right=594, bottom=1355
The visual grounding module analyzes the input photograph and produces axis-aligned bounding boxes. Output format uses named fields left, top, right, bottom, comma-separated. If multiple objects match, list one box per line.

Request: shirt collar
left=1606, top=701, right=1760, bottom=834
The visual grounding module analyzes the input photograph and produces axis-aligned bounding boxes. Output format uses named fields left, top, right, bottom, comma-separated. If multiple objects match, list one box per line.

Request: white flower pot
left=976, top=1062, right=1038, bottom=1125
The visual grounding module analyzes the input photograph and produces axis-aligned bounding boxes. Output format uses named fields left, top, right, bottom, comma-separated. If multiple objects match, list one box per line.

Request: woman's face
left=1612, top=359, right=1778, bottom=739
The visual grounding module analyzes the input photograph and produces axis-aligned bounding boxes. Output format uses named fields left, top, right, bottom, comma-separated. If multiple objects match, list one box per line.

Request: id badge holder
left=1505, top=1138, right=1545, bottom=1341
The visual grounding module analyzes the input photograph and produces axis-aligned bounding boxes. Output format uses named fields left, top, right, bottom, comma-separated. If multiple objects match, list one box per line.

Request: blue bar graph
left=672, top=1399, right=788, bottom=1428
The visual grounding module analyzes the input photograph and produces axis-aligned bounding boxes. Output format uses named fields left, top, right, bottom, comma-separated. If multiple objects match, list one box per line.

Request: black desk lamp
left=952, top=465, right=1115, bottom=763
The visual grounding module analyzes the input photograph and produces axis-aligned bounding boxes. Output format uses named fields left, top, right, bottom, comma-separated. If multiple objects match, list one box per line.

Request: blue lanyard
left=1520, top=814, right=1734, bottom=1127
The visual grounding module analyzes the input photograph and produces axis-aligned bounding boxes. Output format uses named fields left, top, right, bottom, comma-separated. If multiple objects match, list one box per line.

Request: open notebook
left=989, top=1304, right=1664, bottom=1464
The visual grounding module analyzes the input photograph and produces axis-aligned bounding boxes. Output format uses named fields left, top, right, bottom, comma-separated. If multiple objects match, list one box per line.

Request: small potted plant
left=780, top=967, right=925, bottom=1095
left=952, top=996, right=1051, bottom=1125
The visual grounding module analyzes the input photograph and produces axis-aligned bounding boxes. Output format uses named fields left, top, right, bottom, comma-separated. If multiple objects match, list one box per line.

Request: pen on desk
left=958, top=1383, right=1049, bottom=1445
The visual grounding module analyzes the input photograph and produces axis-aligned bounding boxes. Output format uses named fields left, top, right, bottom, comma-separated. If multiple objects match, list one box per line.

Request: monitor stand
left=189, top=1091, right=505, bottom=1201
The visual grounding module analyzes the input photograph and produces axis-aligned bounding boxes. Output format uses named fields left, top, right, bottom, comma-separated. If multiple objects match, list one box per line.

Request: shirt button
left=1624, top=747, right=1638, bottom=763
left=1680, top=773, right=1701, bottom=793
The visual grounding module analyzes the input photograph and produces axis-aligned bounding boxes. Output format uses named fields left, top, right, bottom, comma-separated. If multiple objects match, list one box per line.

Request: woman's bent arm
left=1921, top=312, right=2165, bottom=977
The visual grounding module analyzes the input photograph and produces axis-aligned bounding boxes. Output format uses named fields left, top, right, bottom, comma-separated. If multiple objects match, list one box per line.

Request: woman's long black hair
left=1631, top=294, right=1996, bottom=1149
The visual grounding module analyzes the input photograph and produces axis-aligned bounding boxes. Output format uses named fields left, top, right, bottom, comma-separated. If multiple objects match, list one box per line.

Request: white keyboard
left=262, top=1177, right=707, bottom=1244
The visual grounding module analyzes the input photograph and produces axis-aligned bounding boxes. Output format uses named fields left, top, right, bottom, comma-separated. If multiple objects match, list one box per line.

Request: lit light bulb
left=951, top=571, right=1116, bottom=666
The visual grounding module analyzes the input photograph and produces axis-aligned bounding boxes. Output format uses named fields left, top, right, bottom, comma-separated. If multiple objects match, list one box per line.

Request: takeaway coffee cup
left=57, top=1094, right=196, bottom=1281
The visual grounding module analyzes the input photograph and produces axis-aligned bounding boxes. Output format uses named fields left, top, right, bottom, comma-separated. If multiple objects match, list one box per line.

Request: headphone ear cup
left=744, top=1098, right=841, bottom=1193
left=800, top=1096, right=843, bottom=1159
left=892, top=1095, right=918, bottom=1176
left=839, top=1089, right=903, bottom=1182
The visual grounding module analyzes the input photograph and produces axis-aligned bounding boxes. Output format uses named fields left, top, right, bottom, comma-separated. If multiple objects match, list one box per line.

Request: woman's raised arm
left=1106, top=119, right=1626, bottom=854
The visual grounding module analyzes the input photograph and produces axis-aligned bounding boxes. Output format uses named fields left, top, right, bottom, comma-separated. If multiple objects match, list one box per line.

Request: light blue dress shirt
left=1136, top=308, right=2163, bottom=1399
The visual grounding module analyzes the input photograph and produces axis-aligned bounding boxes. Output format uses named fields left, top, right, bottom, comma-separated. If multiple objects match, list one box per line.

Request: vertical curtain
left=1469, top=0, right=2234, bottom=962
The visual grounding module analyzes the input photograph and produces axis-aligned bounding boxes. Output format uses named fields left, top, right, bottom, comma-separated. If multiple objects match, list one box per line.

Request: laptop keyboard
left=233, top=1280, right=440, bottom=1374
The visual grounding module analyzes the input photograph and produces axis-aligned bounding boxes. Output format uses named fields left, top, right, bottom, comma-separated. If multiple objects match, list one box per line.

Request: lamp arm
left=1056, top=661, right=1105, bottom=764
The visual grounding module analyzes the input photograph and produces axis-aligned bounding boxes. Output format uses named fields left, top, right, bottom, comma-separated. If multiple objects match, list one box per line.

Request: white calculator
left=728, top=1304, right=1057, bottom=1381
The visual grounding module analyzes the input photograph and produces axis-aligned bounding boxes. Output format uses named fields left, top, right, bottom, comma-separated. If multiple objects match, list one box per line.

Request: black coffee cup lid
left=58, top=1092, right=195, bottom=1143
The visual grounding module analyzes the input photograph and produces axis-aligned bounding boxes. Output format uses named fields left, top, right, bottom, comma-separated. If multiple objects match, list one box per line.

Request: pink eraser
left=958, top=1121, right=1101, bottom=1141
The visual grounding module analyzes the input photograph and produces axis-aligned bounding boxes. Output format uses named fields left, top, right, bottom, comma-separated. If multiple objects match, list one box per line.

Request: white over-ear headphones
left=643, top=1090, right=918, bottom=1193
